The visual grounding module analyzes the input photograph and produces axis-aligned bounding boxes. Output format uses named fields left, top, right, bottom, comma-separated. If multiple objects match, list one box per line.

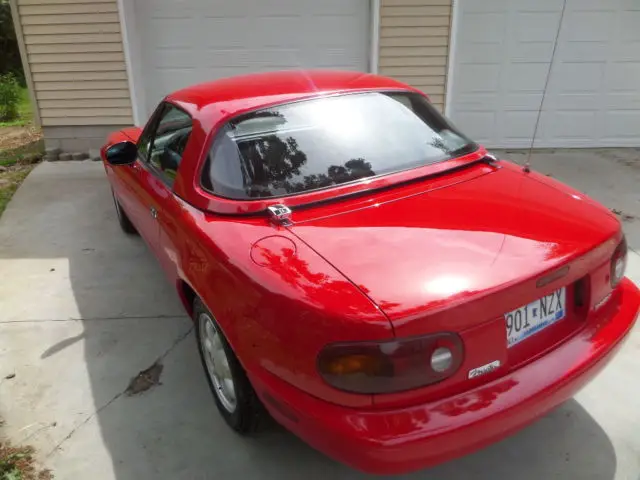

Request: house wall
left=378, top=0, right=453, bottom=111
left=13, top=0, right=454, bottom=151
left=13, top=0, right=133, bottom=152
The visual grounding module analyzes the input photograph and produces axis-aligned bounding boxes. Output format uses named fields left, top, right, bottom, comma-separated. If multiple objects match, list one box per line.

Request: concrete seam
left=0, top=315, right=188, bottom=324
left=44, top=391, right=124, bottom=460
left=44, top=325, right=193, bottom=459
left=156, top=326, right=194, bottom=363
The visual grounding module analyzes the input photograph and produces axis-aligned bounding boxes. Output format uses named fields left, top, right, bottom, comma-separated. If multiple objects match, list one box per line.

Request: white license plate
left=505, top=288, right=566, bottom=347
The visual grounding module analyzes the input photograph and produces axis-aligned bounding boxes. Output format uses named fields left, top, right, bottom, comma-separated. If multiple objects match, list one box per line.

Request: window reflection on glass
left=201, top=92, right=477, bottom=199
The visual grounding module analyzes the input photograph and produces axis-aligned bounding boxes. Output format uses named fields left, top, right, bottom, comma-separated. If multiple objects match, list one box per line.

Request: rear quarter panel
left=164, top=197, right=393, bottom=407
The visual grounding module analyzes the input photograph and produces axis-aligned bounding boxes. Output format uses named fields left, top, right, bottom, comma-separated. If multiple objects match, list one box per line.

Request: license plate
left=505, top=288, right=566, bottom=347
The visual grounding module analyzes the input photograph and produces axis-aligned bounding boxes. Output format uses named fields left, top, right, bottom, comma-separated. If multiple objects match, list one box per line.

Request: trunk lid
left=290, top=162, right=620, bottom=336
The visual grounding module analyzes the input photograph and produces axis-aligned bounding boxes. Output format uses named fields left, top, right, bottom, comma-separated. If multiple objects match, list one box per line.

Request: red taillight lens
left=317, top=333, right=464, bottom=394
left=611, top=236, right=627, bottom=288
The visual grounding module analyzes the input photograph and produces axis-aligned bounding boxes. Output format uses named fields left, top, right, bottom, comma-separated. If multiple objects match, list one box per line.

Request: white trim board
left=117, top=0, right=144, bottom=126
left=444, top=0, right=459, bottom=116
left=370, top=0, right=381, bottom=74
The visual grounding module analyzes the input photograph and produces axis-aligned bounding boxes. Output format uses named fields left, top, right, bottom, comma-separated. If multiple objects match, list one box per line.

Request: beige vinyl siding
left=379, top=0, right=453, bottom=111
left=16, top=0, right=132, bottom=127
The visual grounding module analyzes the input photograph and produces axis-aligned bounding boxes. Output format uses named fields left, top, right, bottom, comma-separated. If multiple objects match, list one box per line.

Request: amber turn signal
left=322, top=354, right=390, bottom=376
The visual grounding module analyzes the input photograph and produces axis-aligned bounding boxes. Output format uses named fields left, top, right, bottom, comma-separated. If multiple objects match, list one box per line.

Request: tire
left=194, top=298, right=264, bottom=433
left=111, top=190, right=137, bottom=235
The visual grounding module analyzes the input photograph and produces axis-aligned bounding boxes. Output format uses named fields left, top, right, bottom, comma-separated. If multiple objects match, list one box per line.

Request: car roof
left=164, top=69, right=418, bottom=120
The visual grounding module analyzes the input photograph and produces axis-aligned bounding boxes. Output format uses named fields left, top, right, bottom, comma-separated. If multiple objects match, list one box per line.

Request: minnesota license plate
left=505, top=288, right=566, bottom=347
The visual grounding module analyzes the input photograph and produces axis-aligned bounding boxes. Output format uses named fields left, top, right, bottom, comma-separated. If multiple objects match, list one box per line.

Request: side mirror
left=105, top=141, right=137, bottom=166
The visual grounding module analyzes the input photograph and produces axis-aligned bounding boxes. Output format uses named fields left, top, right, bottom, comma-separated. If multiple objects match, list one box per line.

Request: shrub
left=0, top=73, right=20, bottom=121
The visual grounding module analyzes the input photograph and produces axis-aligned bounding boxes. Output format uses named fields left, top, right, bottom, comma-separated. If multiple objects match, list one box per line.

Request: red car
left=101, top=70, right=640, bottom=474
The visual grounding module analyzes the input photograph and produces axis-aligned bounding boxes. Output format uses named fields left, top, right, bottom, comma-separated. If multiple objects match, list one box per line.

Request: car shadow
left=2, top=162, right=618, bottom=479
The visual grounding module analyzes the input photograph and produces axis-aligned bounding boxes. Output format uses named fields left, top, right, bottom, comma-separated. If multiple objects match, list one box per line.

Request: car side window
left=140, top=103, right=193, bottom=186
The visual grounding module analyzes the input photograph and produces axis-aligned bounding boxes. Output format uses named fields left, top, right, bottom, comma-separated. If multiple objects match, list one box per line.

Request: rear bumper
left=250, top=278, right=640, bottom=475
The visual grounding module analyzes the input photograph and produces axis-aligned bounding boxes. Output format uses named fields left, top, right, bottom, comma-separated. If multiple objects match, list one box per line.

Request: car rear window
left=200, top=92, right=477, bottom=199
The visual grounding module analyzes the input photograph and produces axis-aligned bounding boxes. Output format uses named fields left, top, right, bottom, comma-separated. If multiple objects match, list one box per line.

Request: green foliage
left=0, top=73, right=20, bottom=121
left=0, top=0, right=24, bottom=84
left=0, top=445, right=32, bottom=480
left=0, top=88, right=33, bottom=127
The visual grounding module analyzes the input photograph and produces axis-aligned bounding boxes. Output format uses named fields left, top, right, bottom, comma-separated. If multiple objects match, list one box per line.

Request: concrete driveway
left=0, top=151, right=639, bottom=480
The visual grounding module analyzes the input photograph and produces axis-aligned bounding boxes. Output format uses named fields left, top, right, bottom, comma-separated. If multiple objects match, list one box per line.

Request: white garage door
left=449, top=0, right=640, bottom=148
left=133, top=0, right=371, bottom=117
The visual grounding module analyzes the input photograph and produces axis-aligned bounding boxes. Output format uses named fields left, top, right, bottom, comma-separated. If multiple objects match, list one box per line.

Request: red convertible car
left=101, top=70, right=640, bottom=474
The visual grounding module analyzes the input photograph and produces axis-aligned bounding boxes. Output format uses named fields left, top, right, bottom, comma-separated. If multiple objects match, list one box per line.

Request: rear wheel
left=194, top=298, right=264, bottom=433
left=111, top=190, right=137, bottom=235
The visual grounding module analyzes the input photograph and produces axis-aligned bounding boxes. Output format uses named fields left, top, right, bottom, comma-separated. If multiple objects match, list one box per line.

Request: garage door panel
left=603, top=111, right=640, bottom=139
left=612, top=44, right=640, bottom=62
left=542, top=111, right=598, bottom=140
left=453, top=112, right=496, bottom=141
left=621, top=15, right=640, bottom=41
left=556, top=41, right=609, bottom=62
left=566, top=0, right=618, bottom=11
left=500, top=111, right=538, bottom=142
left=515, top=12, right=562, bottom=42
left=505, top=63, right=552, bottom=92
left=145, top=19, right=200, bottom=47
left=607, top=63, right=640, bottom=91
left=451, top=0, right=640, bottom=147
left=548, top=62, right=605, bottom=93
left=459, top=13, right=506, bottom=43
left=457, top=43, right=503, bottom=64
left=462, top=0, right=507, bottom=13
left=548, top=94, right=601, bottom=111
left=455, top=65, right=500, bottom=93
left=150, top=48, right=199, bottom=69
left=564, top=11, right=615, bottom=41
left=198, top=19, right=254, bottom=48
left=510, top=43, right=556, bottom=63
left=511, top=0, right=563, bottom=10
left=603, top=93, right=640, bottom=111
left=502, top=94, right=545, bottom=111
left=307, top=0, right=364, bottom=15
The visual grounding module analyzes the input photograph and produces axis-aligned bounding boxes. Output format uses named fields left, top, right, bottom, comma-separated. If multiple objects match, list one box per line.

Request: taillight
left=317, top=333, right=464, bottom=394
left=611, top=236, right=627, bottom=288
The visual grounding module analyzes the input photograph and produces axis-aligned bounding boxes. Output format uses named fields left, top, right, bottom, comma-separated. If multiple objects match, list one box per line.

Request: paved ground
left=0, top=151, right=639, bottom=480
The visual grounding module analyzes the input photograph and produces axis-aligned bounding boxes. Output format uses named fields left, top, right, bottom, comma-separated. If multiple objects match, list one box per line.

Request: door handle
left=150, top=206, right=158, bottom=219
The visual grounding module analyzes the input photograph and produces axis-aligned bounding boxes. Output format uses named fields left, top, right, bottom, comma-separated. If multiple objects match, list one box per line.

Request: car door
left=109, top=105, right=165, bottom=236
left=134, top=103, right=193, bottom=268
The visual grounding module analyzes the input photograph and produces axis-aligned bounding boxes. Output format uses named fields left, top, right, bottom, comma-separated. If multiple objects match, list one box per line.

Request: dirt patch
left=126, top=362, right=164, bottom=396
left=0, top=126, right=42, bottom=152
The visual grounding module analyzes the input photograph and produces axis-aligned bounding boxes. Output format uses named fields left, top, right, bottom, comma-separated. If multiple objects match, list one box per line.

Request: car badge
left=468, top=360, right=501, bottom=379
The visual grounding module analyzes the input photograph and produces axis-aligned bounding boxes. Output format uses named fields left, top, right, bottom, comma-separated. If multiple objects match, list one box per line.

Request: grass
left=0, top=88, right=32, bottom=128
left=0, top=85, right=42, bottom=217
left=0, top=134, right=43, bottom=218
left=0, top=139, right=43, bottom=168
left=0, top=164, right=35, bottom=217
left=0, top=442, right=51, bottom=480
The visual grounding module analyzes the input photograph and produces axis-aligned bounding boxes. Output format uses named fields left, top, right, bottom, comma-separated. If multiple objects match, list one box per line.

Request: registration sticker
left=505, top=288, right=566, bottom=347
